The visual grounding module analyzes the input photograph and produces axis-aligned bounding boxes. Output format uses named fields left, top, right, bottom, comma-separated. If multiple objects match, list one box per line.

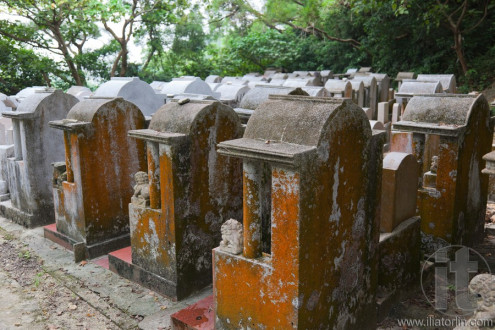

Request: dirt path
left=0, top=232, right=119, bottom=329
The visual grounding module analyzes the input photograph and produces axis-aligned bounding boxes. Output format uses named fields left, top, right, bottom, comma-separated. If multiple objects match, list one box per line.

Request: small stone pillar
left=45, top=97, right=146, bottom=261
left=392, top=94, right=492, bottom=246
left=1, top=89, right=78, bottom=227
left=108, top=99, right=243, bottom=300
left=214, top=95, right=384, bottom=329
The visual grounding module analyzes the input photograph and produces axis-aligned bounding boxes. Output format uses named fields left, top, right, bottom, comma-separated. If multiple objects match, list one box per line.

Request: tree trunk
left=119, top=43, right=128, bottom=77
left=52, top=27, right=85, bottom=85
left=453, top=29, right=468, bottom=75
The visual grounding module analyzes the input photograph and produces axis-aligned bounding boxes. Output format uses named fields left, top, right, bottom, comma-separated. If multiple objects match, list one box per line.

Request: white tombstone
left=159, top=77, right=220, bottom=100
left=94, top=77, right=163, bottom=116
left=324, top=80, right=353, bottom=98
left=301, top=86, right=330, bottom=97
left=216, top=84, right=250, bottom=108
left=205, top=75, right=223, bottom=83
left=416, top=74, right=456, bottom=93
left=377, top=102, right=390, bottom=124
left=66, top=86, right=93, bottom=101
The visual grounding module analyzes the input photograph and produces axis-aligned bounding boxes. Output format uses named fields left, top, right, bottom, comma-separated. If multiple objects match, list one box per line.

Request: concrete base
left=108, top=246, right=179, bottom=300
left=0, top=193, right=9, bottom=202
left=376, top=261, right=434, bottom=322
left=43, top=224, right=130, bottom=263
left=171, top=295, right=214, bottom=330
left=0, top=200, right=35, bottom=228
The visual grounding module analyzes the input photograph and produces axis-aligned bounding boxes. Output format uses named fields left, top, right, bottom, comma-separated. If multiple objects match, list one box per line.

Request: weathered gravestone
left=214, top=95, right=384, bottom=329
left=416, top=74, right=456, bottom=93
left=108, top=99, right=243, bottom=300
left=44, top=98, right=146, bottom=262
left=215, top=83, right=250, bottom=108
left=324, top=79, right=353, bottom=99
left=94, top=77, right=163, bottom=116
left=0, top=90, right=79, bottom=227
left=395, top=80, right=443, bottom=108
left=160, top=77, right=220, bottom=101
left=66, top=86, right=93, bottom=101
left=301, top=86, right=330, bottom=97
left=268, top=73, right=288, bottom=86
left=395, top=72, right=416, bottom=90
left=391, top=94, right=492, bottom=245
left=353, top=75, right=378, bottom=119
left=349, top=80, right=365, bottom=107
left=377, top=153, right=420, bottom=320
left=370, top=73, right=391, bottom=103
left=205, top=75, right=223, bottom=83
left=235, top=85, right=309, bottom=124
left=283, top=76, right=322, bottom=87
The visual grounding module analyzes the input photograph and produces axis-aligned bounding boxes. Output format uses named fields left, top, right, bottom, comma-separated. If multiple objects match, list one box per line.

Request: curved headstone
left=238, top=85, right=309, bottom=110
left=94, top=77, right=163, bottom=116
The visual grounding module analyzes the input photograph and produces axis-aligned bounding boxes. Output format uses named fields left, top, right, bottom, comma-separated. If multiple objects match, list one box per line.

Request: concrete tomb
left=370, top=73, right=391, bottom=103
left=391, top=94, right=492, bottom=245
left=283, top=76, right=322, bottom=87
left=44, top=97, right=146, bottom=262
left=0, top=90, right=79, bottom=227
left=150, top=81, right=168, bottom=92
left=215, top=83, right=250, bottom=108
left=15, top=86, right=48, bottom=101
left=214, top=95, right=384, bottom=329
left=395, top=80, right=443, bottom=107
left=353, top=75, right=378, bottom=119
left=349, top=80, right=365, bottom=107
left=235, top=85, right=309, bottom=124
left=221, top=76, right=247, bottom=85
left=108, top=99, right=243, bottom=300
left=324, top=79, right=352, bottom=99
left=160, top=77, right=220, bottom=101
left=94, top=77, right=163, bottom=116
left=416, top=74, right=456, bottom=93
left=66, top=86, right=93, bottom=101
left=268, top=73, right=288, bottom=86
left=320, top=69, right=333, bottom=84
left=205, top=75, right=223, bottom=83
left=395, top=72, right=416, bottom=89
left=301, top=86, right=330, bottom=97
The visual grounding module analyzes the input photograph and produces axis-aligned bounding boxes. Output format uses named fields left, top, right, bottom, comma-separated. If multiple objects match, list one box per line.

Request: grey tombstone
left=160, top=77, right=220, bottom=100
left=15, top=86, right=48, bottom=101
left=283, top=76, right=322, bottom=87
left=301, top=86, right=330, bottom=97
left=150, top=81, right=168, bottom=92
left=221, top=76, right=246, bottom=85
left=324, top=79, right=353, bottom=99
left=236, top=85, right=309, bottom=124
left=205, top=75, right=223, bottom=83
left=349, top=80, right=365, bottom=107
left=94, top=77, right=163, bottom=116
left=66, top=86, right=93, bottom=101
left=416, top=74, right=456, bottom=93
left=396, top=81, right=443, bottom=106
left=395, top=72, right=416, bottom=90
left=216, top=84, right=251, bottom=108
left=1, top=90, right=79, bottom=227
left=320, top=70, right=334, bottom=84
left=268, top=73, right=288, bottom=86
left=370, top=73, right=391, bottom=102
left=353, top=75, right=378, bottom=118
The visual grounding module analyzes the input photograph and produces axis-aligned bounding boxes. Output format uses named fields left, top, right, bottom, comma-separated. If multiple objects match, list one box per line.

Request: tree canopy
left=0, top=0, right=493, bottom=95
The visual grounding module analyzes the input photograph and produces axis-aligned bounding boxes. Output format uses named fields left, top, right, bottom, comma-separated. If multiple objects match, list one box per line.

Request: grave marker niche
left=0, top=90, right=79, bottom=227
left=214, top=95, right=384, bottom=329
left=94, top=77, right=163, bottom=116
left=392, top=94, right=492, bottom=245
left=108, top=99, right=243, bottom=300
left=44, top=98, right=146, bottom=262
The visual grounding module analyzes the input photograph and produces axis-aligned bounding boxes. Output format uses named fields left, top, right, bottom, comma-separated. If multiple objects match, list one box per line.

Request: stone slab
left=171, top=295, right=214, bottom=330
left=44, top=224, right=130, bottom=263
left=108, top=246, right=181, bottom=300
left=0, top=200, right=35, bottom=228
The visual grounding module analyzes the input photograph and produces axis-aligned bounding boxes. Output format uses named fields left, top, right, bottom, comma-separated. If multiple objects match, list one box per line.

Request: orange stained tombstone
left=214, top=95, right=385, bottom=329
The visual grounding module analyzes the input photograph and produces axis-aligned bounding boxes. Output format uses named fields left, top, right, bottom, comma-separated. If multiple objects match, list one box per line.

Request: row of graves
left=0, top=68, right=493, bottom=328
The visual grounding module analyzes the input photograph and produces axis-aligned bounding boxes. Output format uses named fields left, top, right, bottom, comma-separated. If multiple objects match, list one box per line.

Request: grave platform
left=0, top=200, right=36, bottom=228
left=43, top=224, right=130, bottom=263
left=107, top=246, right=179, bottom=301
left=171, top=295, right=214, bottom=330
